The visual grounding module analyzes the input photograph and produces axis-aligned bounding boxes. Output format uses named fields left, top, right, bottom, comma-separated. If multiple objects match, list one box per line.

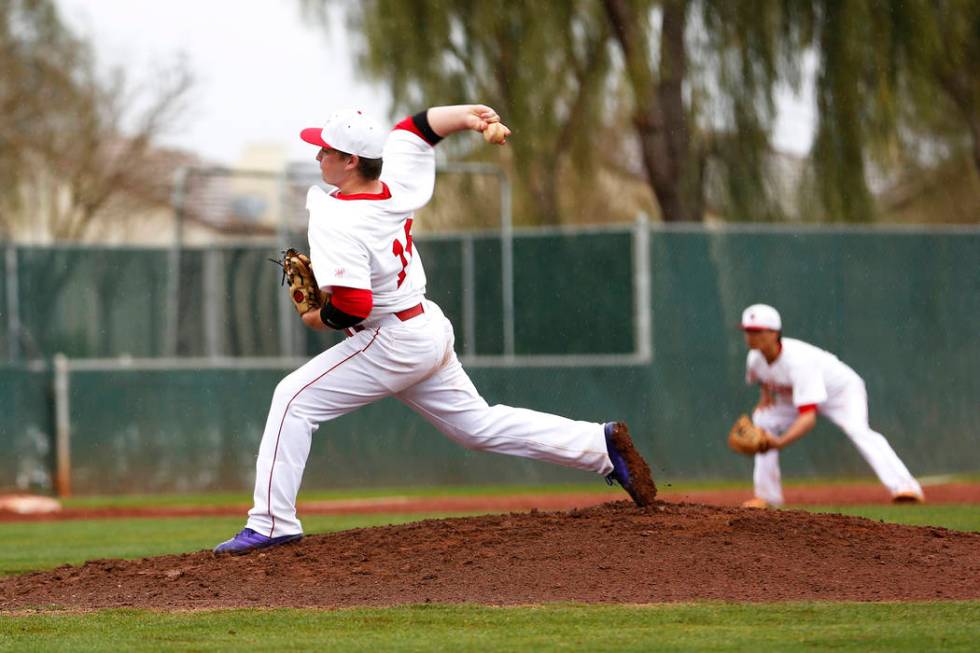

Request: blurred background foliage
left=2, top=0, right=977, bottom=237
left=305, top=0, right=978, bottom=226
left=0, top=0, right=193, bottom=241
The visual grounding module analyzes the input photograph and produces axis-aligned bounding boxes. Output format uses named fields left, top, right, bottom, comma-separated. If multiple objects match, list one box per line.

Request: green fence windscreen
left=0, top=250, right=8, bottom=360
left=16, top=247, right=171, bottom=359
left=0, top=227, right=976, bottom=492
left=0, top=367, right=52, bottom=492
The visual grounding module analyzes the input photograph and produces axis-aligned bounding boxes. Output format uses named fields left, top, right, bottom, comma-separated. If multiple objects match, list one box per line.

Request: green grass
left=56, top=473, right=980, bottom=510
left=60, top=483, right=622, bottom=510
left=803, top=505, right=980, bottom=532
left=1, top=603, right=978, bottom=652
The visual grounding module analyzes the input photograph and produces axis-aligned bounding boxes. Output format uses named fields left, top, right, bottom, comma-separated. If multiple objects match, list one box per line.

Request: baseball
left=483, top=122, right=508, bottom=144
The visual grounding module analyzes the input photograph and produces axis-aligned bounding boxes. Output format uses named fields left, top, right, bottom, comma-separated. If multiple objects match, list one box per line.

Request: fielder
left=737, top=303, right=924, bottom=508
left=215, top=105, right=657, bottom=554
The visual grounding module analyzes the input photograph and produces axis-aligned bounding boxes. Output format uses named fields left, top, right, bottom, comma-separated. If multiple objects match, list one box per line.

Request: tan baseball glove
left=727, top=414, right=771, bottom=455
left=273, top=248, right=328, bottom=315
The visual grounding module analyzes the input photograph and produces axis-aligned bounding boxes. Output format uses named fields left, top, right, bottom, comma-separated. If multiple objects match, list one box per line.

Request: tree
left=313, top=0, right=799, bottom=223
left=930, top=0, right=980, bottom=173
left=891, top=0, right=979, bottom=175
left=310, top=0, right=977, bottom=224
left=0, top=0, right=193, bottom=241
left=0, top=0, right=83, bottom=233
left=308, top=0, right=615, bottom=226
left=603, top=0, right=697, bottom=221
left=797, top=0, right=978, bottom=222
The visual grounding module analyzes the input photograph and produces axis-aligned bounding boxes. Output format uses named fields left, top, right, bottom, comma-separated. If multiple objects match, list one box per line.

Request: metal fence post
left=166, top=167, right=189, bottom=356
left=52, top=353, right=72, bottom=497
left=499, top=171, right=515, bottom=358
left=276, top=171, right=298, bottom=357
left=202, top=248, right=226, bottom=358
left=633, top=212, right=652, bottom=361
left=461, top=235, right=477, bottom=357
left=432, top=162, right=514, bottom=357
left=5, top=244, right=20, bottom=362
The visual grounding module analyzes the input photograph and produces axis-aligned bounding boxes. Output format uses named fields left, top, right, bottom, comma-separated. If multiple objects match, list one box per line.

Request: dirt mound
left=2, top=501, right=978, bottom=611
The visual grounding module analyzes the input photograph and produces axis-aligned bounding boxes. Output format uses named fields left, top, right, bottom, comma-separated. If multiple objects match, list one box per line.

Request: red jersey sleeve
left=330, top=286, right=373, bottom=319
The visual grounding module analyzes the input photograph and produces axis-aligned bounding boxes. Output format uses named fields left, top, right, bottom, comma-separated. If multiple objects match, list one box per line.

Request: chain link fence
left=1, top=171, right=977, bottom=493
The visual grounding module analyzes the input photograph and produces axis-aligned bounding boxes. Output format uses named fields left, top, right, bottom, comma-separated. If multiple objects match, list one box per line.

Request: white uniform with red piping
left=245, top=123, right=613, bottom=537
left=746, top=338, right=922, bottom=505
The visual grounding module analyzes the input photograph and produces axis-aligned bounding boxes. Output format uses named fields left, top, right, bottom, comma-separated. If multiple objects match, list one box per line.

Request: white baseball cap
left=740, top=304, right=782, bottom=331
left=300, top=108, right=386, bottom=159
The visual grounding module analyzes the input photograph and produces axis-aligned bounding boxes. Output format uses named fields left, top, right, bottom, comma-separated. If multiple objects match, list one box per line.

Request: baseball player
left=738, top=303, right=925, bottom=508
left=214, top=105, right=656, bottom=554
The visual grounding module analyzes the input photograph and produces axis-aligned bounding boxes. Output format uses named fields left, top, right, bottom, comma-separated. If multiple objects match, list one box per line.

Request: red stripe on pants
left=266, top=328, right=380, bottom=536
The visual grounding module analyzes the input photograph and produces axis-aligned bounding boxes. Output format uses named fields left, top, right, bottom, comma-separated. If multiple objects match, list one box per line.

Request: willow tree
left=604, top=0, right=810, bottom=222
left=603, top=0, right=977, bottom=223
left=312, top=0, right=975, bottom=224
left=310, top=0, right=613, bottom=225
left=885, top=1, right=979, bottom=178
left=315, top=0, right=803, bottom=223
left=796, top=0, right=979, bottom=223
left=928, top=0, right=980, bottom=173
left=602, top=0, right=698, bottom=221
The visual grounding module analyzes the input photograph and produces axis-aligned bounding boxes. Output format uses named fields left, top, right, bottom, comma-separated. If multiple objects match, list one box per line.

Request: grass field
left=2, top=603, right=979, bottom=652
left=57, top=482, right=625, bottom=509
left=60, top=474, right=976, bottom=509
left=2, top=484, right=978, bottom=652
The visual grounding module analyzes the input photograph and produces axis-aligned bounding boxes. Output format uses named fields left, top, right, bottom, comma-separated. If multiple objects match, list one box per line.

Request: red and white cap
left=740, top=304, right=781, bottom=331
left=300, top=108, right=386, bottom=159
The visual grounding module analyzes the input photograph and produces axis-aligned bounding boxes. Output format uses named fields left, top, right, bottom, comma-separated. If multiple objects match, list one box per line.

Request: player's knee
left=457, top=438, right=484, bottom=452
left=452, top=418, right=497, bottom=451
left=271, top=377, right=304, bottom=407
left=271, top=382, right=290, bottom=404
left=843, top=426, right=883, bottom=443
left=428, top=404, right=498, bottom=450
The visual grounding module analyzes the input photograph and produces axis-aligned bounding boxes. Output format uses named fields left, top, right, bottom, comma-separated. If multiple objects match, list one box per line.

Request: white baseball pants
left=750, top=379, right=923, bottom=506
left=246, top=300, right=613, bottom=537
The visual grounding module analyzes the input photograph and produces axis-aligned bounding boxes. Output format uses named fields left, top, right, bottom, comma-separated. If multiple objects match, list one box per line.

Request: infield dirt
left=2, top=500, right=978, bottom=611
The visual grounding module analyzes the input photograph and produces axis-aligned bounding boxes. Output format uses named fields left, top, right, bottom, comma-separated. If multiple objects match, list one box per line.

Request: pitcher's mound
left=2, top=501, right=978, bottom=611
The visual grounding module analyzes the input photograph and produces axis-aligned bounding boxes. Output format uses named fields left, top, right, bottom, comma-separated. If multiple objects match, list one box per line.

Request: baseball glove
left=272, top=248, right=327, bottom=315
left=727, top=414, right=771, bottom=455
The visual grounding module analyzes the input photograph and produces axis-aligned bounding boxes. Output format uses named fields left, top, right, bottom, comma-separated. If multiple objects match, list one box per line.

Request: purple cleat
left=213, top=528, right=302, bottom=555
left=604, top=421, right=658, bottom=507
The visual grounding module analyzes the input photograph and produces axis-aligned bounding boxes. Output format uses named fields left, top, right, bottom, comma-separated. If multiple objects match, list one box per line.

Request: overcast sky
left=57, top=0, right=388, bottom=165
left=57, top=0, right=813, bottom=166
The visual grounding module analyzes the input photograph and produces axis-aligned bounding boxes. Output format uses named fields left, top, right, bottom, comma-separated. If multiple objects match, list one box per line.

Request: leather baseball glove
left=273, top=248, right=328, bottom=315
left=727, top=414, right=771, bottom=455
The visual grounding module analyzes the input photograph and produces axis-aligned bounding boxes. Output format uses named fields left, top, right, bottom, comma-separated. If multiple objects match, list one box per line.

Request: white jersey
left=305, top=126, right=436, bottom=318
left=234, top=108, right=623, bottom=544
left=745, top=336, right=923, bottom=504
left=745, top=337, right=861, bottom=408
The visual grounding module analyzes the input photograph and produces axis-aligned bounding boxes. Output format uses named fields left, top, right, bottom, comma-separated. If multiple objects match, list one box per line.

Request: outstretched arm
left=425, top=105, right=510, bottom=140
